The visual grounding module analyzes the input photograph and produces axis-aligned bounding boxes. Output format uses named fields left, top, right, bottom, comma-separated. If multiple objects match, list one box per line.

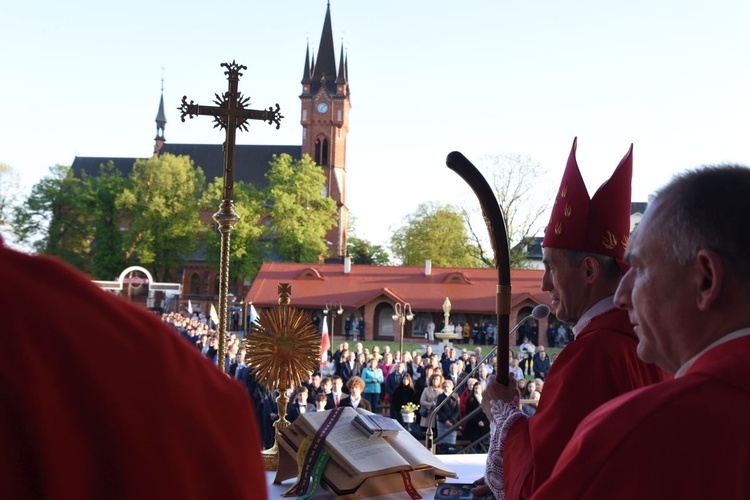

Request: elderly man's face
left=541, top=247, right=590, bottom=324
left=615, top=199, right=688, bottom=373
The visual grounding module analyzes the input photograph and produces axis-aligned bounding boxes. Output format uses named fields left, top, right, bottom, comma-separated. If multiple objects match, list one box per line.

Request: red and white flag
left=320, top=318, right=330, bottom=366
left=187, top=300, right=194, bottom=315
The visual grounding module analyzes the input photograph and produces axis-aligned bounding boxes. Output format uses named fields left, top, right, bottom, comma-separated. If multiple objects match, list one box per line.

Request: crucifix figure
left=179, top=60, right=283, bottom=373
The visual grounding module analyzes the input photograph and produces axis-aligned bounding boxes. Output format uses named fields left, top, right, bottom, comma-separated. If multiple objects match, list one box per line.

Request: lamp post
left=323, top=301, right=344, bottom=345
left=392, top=302, right=414, bottom=359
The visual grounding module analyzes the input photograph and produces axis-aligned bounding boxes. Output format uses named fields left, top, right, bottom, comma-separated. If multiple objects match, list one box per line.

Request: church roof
left=246, top=262, right=549, bottom=314
left=71, top=144, right=302, bottom=188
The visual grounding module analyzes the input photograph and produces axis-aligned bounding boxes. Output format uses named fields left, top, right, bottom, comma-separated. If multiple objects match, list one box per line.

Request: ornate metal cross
left=179, top=60, right=283, bottom=373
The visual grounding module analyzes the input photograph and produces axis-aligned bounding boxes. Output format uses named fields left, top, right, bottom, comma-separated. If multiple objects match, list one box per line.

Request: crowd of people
left=158, top=307, right=564, bottom=454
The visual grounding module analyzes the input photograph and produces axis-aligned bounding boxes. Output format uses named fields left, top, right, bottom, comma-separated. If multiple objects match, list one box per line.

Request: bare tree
left=462, top=153, right=552, bottom=269
left=0, top=163, right=20, bottom=228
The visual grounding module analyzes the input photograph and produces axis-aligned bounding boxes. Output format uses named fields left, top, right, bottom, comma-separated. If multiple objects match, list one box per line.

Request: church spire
left=335, top=42, right=346, bottom=84
left=311, top=1, right=337, bottom=96
left=154, top=76, right=167, bottom=155
left=301, top=42, right=312, bottom=85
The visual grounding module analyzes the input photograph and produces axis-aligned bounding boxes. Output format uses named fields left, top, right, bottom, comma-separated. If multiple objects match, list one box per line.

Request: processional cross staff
left=179, top=60, right=283, bottom=373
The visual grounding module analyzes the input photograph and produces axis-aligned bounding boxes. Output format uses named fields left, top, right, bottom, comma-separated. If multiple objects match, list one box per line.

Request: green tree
left=265, top=153, right=338, bottom=262
left=347, top=236, right=390, bottom=265
left=12, top=165, right=91, bottom=267
left=81, top=162, right=128, bottom=279
left=200, top=177, right=266, bottom=282
left=390, top=202, right=483, bottom=267
left=116, top=154, right=205, bottom=281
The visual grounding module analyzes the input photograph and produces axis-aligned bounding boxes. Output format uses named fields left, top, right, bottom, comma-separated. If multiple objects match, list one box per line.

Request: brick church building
left=72, top=3, right=351, bottom=311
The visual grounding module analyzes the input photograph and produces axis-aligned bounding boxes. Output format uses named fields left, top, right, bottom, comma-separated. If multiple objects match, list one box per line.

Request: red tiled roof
left=245, top=262, right=550, bottom=314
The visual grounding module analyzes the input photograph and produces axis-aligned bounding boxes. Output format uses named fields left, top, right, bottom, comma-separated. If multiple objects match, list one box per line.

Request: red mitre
left=542, top=137, right=633, bottom=271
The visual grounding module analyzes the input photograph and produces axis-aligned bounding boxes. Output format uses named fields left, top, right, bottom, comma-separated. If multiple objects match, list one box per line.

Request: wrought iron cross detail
left=179, top=60, right=283, bottom=373
left=179, top=60, right=283, bottom=201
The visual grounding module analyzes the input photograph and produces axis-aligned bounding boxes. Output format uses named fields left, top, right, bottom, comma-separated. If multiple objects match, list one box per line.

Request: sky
left=2, top=0, right=749, bottom=250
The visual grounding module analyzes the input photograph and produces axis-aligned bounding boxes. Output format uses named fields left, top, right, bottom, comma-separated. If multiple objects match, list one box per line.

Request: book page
left=388, top=429, right=458, bottom=478
left=299, top=408, right=410, bottom=476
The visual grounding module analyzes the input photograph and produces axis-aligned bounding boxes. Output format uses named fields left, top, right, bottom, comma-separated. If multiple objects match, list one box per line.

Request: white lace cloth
left=485, top=395, right=527, bottom=500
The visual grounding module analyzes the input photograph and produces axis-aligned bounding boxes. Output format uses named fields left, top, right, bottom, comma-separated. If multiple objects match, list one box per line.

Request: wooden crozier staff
left=446, top=151, right=512, bottom=385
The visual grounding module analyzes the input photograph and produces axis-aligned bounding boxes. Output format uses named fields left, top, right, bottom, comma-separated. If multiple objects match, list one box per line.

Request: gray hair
left=562, top=249, right=623, bottom=283
left=649, top=164, right=750, bottom=295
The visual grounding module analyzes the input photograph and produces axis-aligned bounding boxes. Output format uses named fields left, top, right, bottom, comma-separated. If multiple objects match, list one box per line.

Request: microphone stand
left=424, top=310, right=547, bottom=453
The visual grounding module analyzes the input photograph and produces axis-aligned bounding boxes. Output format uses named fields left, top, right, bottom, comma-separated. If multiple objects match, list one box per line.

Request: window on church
left=322, top=138, right=329, bottom=166
left=315, top=137, right=330, bottom=166
left=190, top=273, right=200, bottom=295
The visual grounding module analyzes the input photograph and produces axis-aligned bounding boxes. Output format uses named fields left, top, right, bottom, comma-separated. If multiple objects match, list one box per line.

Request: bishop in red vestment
left=479, top=138, right=669, bottom=499
left=0, top=237, right=267, bottom=499
left=533, top=165, right=750, bottom=499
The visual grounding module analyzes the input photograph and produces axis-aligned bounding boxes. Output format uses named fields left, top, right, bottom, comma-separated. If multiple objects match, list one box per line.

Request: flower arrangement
left=400, top=402, right=420, bottom=414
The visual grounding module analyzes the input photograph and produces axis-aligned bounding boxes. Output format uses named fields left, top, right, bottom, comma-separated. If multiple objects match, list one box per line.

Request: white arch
left=117, top=265, right=154, bottom=287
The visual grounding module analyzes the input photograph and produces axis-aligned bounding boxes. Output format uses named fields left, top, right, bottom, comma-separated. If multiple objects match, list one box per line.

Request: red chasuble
left=0, top=241, right=267, bottom=499
left=532, top=335, right=750, bottom=499
left=502, top=308, right=669, bottom=499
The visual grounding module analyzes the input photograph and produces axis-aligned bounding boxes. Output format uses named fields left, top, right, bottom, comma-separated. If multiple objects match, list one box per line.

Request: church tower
left=300, top=2, right=351, bottom=259
left=153, top=78, right=167, bottom=156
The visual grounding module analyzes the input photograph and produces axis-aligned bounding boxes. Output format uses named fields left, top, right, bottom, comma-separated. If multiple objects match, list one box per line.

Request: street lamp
left=323, top=301, right=344, bottom=345
left=392, top=302, right=414, bottom=359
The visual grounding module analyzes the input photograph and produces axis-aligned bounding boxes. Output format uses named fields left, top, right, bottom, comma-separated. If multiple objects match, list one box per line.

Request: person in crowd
left=326, top=375, right=346, bottom=409
left=519, top=337, right=536, bottom=376
left=287, top=386, right=314, bottom=422
left=340, top=376, right=371, bottom=410
left=534, top=165, right=750, bottom=498
left=415, top=365, right=434, bottom=403
left=509, top=358, right=524, bottom=381
left=459, top=377, right=478, bottom=420
left=521, top=380, right=541, bottom=417
left=419, top=373, right=444, bottom=432
left=361, top=357, right=384, bottom=413
left=313, top=393, right=329, bottom=412
left=476, top=364, right=490, bottom=390
left=384, top=362, right=406, bottom=416
left=447, top=360, right=467, bottom=388
left=533, top=347, right=551, bottom=380
left=465, top=353, right=480, bottom=375
left=0, top=236, right=267, bottom=498
left=464, top=383, right=490, bottom=444
left=319, top=376, right=332, bottom=396
left=441, top=347, right=457, bottom=375
left=391, top=373, right=419, bottom=425
left=402, top=351, right=418, bottom=379
left=475, top=138, right=669, bottom=499
left=435, top=379, right=460, bottom=451
left=338, top=349, right=360, bottom=384
left=546, top=324, right=557, bottom=348
left=380, top=352, right=396, bottom=386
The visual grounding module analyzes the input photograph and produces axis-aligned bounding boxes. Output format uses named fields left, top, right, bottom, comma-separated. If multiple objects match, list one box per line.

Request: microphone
left=530, top=304, right=551, bottom=320
left=424, top=303, right=550, bottom=451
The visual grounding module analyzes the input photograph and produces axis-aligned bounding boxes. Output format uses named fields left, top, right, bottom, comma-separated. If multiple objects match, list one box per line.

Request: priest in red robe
left=0, top=236, right=267, bottom=499
left=532, top=165, right=750, bottom=499
left=477, top=138, right=669, bottom=499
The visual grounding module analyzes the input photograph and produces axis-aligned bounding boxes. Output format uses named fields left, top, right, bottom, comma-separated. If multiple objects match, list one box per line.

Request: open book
left=275, top=406, right=457, bottom=497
